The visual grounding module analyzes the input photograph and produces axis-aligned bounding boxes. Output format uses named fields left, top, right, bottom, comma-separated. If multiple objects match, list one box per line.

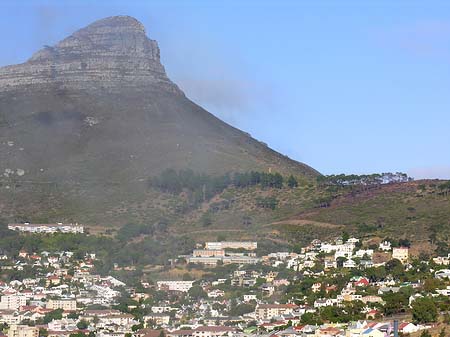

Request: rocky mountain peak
left=0, top=16, right=181, bottom=94
left=30, top=16, right=153, bottom=62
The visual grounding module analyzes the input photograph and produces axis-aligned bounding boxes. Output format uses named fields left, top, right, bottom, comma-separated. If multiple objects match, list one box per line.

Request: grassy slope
left=160, top=179, right=450, bottom=250
left=273, top=180, right=450, bottom=247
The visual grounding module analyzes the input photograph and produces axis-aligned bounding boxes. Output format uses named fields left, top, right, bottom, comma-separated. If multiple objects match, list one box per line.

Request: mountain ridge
left=0, top=16, right=318, bottom=225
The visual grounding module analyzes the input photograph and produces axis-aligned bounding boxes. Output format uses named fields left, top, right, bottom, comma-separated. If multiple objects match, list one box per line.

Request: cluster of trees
left=412, top=297, right=438, bottom=323
left=317, top=172, right=411, bottom=186
left=149, top=169, right=299, bottom=204
left=438, top=181, right=450, bottom=196
left=228, top=299, right=256, bottom=316
left=234, top=171, right=298, bottom=189
left=149, top=169, right=231, bottom=198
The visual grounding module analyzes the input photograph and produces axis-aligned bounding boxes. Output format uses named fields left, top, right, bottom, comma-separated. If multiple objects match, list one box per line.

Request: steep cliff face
left=0, top=16, right=318, bottom=224
left=0, top=16, right=180, bottom=93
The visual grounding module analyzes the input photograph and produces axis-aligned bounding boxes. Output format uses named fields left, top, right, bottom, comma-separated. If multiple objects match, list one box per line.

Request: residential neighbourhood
left=1, top=231, right=449, bottom=337
left=0, top=2, right=450, bottom=337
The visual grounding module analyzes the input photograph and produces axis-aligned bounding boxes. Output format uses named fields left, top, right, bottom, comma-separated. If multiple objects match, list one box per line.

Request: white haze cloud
left=175, top=75, right=273, bottom=125
left=408, top=166, right=450, bottom=180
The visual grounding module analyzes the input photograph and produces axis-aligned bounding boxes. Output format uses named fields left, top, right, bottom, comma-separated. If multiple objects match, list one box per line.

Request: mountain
left=0, top=16, right=317, bottom=224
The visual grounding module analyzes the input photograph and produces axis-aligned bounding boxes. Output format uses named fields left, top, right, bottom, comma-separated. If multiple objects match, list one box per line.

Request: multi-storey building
left=156, top=281, right=194, bottom=292
left=192, top=249, right=225, bottom=257
left=7, top=325, right=39, bottom=337
left=0, top=295, right=26, bottom=310
left=255, top=303, right=297, bottom=320
left=8, top=223, right=84, bottom=234
left=205, top=242, right=257, bottom=250
left=46, top=299, right=77, bottom=311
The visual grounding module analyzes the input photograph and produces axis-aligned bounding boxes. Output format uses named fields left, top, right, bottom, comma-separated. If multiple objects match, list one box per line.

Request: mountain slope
left=0, top=16, right=317, bottom=224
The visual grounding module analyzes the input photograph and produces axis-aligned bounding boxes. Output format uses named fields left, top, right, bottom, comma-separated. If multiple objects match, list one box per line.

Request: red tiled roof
left=399, top=322, right=413, bottom=330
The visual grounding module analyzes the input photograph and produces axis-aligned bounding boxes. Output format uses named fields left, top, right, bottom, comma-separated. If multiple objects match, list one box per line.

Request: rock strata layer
left=0, top=16, right=181, bottom=93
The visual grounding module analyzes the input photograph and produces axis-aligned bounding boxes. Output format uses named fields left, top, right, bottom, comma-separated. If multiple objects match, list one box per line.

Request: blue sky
left=1, top=0, right=450, bottom=178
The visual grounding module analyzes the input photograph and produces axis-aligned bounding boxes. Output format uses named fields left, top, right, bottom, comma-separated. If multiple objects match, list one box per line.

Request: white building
left=157, top=280, right=194, bottom=292
left=314, top=298, right=334, bottom=308
left=8, top=223, right=84, bottom=234
left=379, top=241, right=392, bottom=251
left=343, top=259, right=357, bottom=268
left=0, top=295, right=26, bottom=310
left=208, top=289, right=225, bottom=298
left=205, top=242, right=257, bottom=250
left=192, top=249, right=225, bottom=257
left=355, top=249, right=374, bottom=258
left=433, top=254, right=450, bottom=265
left=243, top=294, right=257, bottom=302
left=151, top=306, right=175, bottom=313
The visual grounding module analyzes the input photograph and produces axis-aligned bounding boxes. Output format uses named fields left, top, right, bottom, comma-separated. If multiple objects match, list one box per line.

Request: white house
left=379, top=241, right=392, bottom=251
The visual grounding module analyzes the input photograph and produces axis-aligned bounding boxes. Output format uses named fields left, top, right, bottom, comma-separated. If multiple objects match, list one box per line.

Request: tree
left=342, top=231, right=350, bottom=243
left=132, top=323, right=144, bottom=332
left=336, top=257, right=346, bottom=268
left=77, top=320, right=89, bottom=330
left=188, top=285, right=207, bottom=300
left=300, top=312, right=323, bottom=325
left=228, top=303, right=255, bottom=316
left=399, top=239, right=411, bottom=248
left=287, top=175, right=298, bottom=188
left=67, top=312, right=79, bottom=319
left=423, top=278, right=445, bottom=293
left=383, top=292, right=408, bottom=315
left=43, top=309, right=64, bottom=324
left=412, top=297, right=438, bottom=323
left=385, top=259, right=404, bottom=278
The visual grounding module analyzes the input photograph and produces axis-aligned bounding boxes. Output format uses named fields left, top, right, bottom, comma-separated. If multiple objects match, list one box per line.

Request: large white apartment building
left=0, top=295, right=26, bottom=310
left=205, top=242, right=257, bottom=250
left=8, top=223, right=84, bottom=234
left=157, top=281, right=194, bottom=292
left=192, top=249, right=225, bottom=257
